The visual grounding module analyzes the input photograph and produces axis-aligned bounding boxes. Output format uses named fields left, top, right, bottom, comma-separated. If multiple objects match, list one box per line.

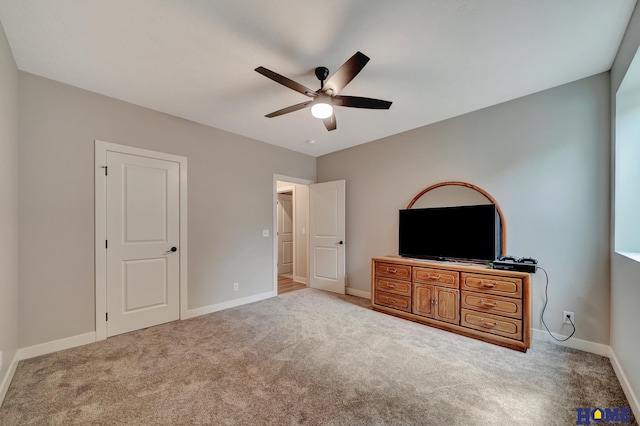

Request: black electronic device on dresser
left=399, top=204, right=501, bottom=262
left=493, top=256, right=538, bottom=273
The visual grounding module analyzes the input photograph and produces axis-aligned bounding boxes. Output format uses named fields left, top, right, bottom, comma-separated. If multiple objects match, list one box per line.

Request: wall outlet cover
left=563, top=311, right=575, bottom=324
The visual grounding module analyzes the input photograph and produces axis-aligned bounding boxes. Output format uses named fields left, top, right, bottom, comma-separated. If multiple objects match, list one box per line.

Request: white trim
left=95, top=142, right=107, bottom=340
left=17, top=332, right=96, bottom=360
left=291, top=186, right=297, bottom=281
left=95, top=140, right=188, bottom=341
left=616, top=251, right=640, bottom=263
left=531, top=328, right=611, bottom=357
left=178, top=150, right=189, bottom=321
left=273, top=174, right=314, bottom=296
left=1, top=332, right=97, bottom=406
left=182, top=291, right=275, bottom=320
left=609, top=348, right=640, bottom=421
left=294, top=276, right=308, bottom=285
left=277, top=184, right=295, bottom=193
left=0, top=353, right=19, bottom=406
left=346, top=288, right=371, bottom=299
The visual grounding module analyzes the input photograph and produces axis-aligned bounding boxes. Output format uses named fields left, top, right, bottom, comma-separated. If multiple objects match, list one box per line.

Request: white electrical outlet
left=233, top=282, right=239, bottom=292
left=563, top=311, right=575, bottom=324
left=262, top=229, right=269, bottom=237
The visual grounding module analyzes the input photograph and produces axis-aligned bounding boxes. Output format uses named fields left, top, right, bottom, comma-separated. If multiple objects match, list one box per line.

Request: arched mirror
left=407, top=181, right=507, bottom=257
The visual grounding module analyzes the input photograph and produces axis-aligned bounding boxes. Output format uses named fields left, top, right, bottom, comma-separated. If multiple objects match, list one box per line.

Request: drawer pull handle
left=479, top=280, right=496, bottom=288
left=387, top=283, right=397, bottom=288
left=480, top=299, right=498, bottom=307
left=386, top=268, right=397, bottom=274
left=428, top=273, right=441, bottom=280
left=480, top=318, right=498, bottom=328
left=430, top=298, right=438, bottom=305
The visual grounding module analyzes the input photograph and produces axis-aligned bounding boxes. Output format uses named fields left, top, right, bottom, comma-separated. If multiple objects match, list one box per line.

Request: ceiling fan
left=255, top=51, right=392, bottom=131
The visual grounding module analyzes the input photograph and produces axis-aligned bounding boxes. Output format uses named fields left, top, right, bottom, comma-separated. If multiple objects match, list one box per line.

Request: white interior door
left=277, top=193, right=294, bottom=275
left=106, top=151, right=180, bottom=337
left=309, top=180, right=346, bottom=294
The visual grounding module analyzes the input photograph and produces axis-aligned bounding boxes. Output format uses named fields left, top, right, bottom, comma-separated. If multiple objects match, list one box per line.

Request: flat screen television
left=399, top=204, right=501, bottom=262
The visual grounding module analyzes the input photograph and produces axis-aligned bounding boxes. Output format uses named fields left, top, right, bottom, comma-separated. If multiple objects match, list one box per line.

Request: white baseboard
left=16, top=293, right=278, bottom=362
left=2, top=331, right=97, bottom=407
left=183, top=291, right=275, bottom=320
left=4, top=292, right=276, bottom=404
left=531, top=328, right=610, bottom=357
left=293, top=276, right=307, bottom=284
left=609, top=348, right=640, bottom=421
left=0, top=353, right=19, bottom=407
left=17, top=332, right=97, bottom=361
left=346, top=288, right=371, bottom=299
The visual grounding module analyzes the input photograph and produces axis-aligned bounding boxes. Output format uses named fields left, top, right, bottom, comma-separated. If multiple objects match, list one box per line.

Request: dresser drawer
left=461, top=309, right=522, bottom=341
left=375, top=278, right=411, bottom=297
left=413, top=267, right=459, bottom=288
left=374, top=291, right=411, bottom=312
left=461, top=273, right=522, bottom=298
left=375, top=262, right=411, bottom=280
left=461, top=291, right=522, bottom=319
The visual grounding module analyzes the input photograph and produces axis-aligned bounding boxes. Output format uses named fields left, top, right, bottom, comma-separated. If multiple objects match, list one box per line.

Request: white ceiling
left=0, top=1, right=636, bottom=156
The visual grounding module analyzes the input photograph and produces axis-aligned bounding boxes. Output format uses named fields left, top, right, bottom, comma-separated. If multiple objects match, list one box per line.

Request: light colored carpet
left=0, top=289, right=635, bottom=425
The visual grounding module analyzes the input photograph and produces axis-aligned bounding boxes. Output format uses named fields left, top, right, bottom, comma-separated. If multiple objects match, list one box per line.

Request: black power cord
left=539, top=266, right=576, bottom=342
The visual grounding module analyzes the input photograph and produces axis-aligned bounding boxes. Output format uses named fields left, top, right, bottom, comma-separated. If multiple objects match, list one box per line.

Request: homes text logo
left=575, top=407, right=631, bottom=424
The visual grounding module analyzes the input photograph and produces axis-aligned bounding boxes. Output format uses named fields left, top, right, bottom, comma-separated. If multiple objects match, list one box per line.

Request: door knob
left=336, top=240, right=344, bottom=245
left=165, top=246, right=178, bottom=254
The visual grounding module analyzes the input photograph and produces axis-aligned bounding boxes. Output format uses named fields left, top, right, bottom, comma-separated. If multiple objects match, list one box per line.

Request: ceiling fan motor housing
left=315, top=66, right=330, bottom=84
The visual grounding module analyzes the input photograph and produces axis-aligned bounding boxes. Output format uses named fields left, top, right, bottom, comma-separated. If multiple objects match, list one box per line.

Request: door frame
left=95, top=140, right=188, bottom=341
left=273, top=174, right=314, bottom=295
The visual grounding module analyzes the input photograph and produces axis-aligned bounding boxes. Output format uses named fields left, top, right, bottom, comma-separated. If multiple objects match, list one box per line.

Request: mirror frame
left=406, top=181, right=507, bottom=257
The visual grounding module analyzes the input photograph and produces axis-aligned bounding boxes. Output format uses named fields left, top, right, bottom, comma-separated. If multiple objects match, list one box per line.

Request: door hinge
left=106, top=312, right=108, bottom=321
left=101, top=166, right=108, bottom=176
left=105, top=240, right=108, bottom=249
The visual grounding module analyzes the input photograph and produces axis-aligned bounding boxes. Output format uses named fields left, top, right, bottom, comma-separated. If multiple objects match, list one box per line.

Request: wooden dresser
left=371, top=256, right=531, bottom=352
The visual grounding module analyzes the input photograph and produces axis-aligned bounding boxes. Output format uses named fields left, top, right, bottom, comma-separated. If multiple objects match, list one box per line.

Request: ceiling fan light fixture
left=311, top=102, right=333, bottom=119
left=256, top=52, right=391, bottom=131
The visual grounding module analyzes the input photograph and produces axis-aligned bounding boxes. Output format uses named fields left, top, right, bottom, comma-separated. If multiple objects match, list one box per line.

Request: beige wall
left=0, top=22, right=19, bottom=389
left=18, top=72, right=316, bottom=347
left=610, top=2, right=640, bottom=413
left=318, top=74, right=611, bottom=345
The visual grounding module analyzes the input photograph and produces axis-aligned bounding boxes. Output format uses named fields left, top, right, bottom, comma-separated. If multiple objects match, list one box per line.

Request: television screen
left=399, top=204, right=501, bottom=262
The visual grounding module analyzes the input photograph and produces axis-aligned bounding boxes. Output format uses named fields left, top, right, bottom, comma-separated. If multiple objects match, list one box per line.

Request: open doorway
left=274, top=175, right=312, bottom=295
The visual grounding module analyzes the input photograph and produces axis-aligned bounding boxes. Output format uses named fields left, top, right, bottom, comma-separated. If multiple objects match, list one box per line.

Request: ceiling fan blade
left=333, top=95, right=392, bottom=109
left=323, top=113, right=337, bottom=131
left=265, top=100, right=314, bottom=118
left=321, top=51, right=370, bottom=95
left=255, top=66, right=316, bottom=97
